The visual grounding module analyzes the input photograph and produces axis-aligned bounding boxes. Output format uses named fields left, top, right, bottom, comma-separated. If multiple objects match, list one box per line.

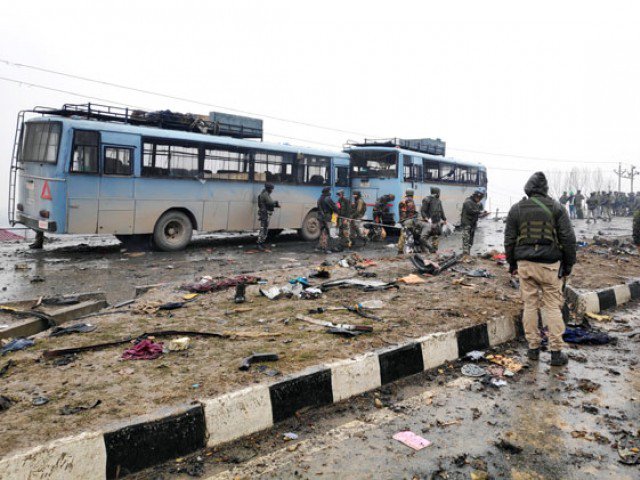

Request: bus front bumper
left=17, top=214, right=58, bottom=233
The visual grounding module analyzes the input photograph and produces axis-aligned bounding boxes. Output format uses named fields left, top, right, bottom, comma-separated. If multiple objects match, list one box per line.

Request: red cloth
left=122, top=339, right=163, bottom=360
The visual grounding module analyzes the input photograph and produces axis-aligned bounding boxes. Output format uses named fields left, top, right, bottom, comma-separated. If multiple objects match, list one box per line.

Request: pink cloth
left=122, top=339, right=163, bottom=360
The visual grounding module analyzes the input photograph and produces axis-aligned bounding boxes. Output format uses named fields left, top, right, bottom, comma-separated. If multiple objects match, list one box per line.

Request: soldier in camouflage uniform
left=336, top=190, right=352, bottom=249
left=350, top=191, right=368, bottom=247
left=257, top=183, right=279, bottom=251
left=397, top=189, right=428, bottom=253
left=317, top=187, right=339, bottom=253
left=461, top=189, right=487, bottom=255
left=421, top=187, right=447, bottom=253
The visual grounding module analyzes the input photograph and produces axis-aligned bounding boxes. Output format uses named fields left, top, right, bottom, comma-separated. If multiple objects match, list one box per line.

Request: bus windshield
left=350, top=150, right=398, bottom=179
left=20, top=122, right=61, bottom=164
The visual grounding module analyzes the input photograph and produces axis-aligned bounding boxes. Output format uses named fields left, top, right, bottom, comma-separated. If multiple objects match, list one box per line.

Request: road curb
left=2, top=281, right=637, bottom=479
left=571, top=279, right=640, bottom=314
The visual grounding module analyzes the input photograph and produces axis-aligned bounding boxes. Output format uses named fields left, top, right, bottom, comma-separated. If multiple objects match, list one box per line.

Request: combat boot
left=550, top=351, right=569, bottom=366
left=527, top=348, right=540, bottom=361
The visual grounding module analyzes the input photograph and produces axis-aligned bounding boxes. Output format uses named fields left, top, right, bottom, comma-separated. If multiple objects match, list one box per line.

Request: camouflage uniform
left=461, top=193, right=484, bottom=255
left=257, top=185, right=278, bottom=247
left=573, top=191, right=585, bottom=219
left=336, top=192, right=352, bottom=248
left=421, top=187, right=447, bottom=253
left=397, top=191, right=424, bottom=253
left=350, top=192, right=368, bottom=245
left=317, top=188, right=339, bottom=252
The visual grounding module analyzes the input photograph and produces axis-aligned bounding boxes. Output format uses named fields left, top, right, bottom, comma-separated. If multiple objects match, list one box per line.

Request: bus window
left=142, top=141, right=198, bottom=177
left=423, top=160, right=439, bottom=181
left=204, top=148, right=250, bottom=181
left=467, top=168, right=478, bottom=185
left=479, top=170, right=488, bottom=187
left=350, top=150, right=397, bottom=179
left=403, top=156, right=423, bottom=182
left=71, top=131, right=100, bottom=173
left=455, top=166, right=470, bottom=183
left=104, top=147, right=133, bottom=175
left=21, top=122, right=61, bottom=164
left=335, top=166, right=349, bottom=187
left=254, top=152, right=295, bottom=184
left=439, top=163, right=455, bottom=182
left=297, top=155, right=330, bottom=185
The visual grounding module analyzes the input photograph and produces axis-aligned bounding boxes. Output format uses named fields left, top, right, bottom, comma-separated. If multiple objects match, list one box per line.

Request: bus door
left=66, top=130, right=101, bottom=234
left=97, top=132, right=137, bottom=235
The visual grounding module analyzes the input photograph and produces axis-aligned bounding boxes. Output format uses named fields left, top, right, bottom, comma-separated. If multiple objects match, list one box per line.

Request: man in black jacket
left=504, top=172, right=576, bottom=366
left=317, top=187, right=339, bottom=253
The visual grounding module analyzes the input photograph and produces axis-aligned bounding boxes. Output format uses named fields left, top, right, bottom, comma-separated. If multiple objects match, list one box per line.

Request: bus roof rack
left=346, top=137, right=446, bottom=156
left=36, top=103, right=263, bottom=140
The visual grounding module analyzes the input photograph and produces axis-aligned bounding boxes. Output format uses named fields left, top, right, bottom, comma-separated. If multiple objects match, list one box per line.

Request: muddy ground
left=134, top=300, right=639, bottom=480
left=0, top=217, right=637, bottom=459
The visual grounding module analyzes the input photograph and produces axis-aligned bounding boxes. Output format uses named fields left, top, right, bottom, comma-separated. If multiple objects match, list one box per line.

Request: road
left=0, top=217, right=632, bottom=304
left=129, top=302, right=639, bottom=480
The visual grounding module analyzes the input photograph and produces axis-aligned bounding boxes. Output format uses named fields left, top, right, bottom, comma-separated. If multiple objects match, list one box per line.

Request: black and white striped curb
left=0, top=316, right=517, bottom=480
left=568, top=279, right=640, bottom=314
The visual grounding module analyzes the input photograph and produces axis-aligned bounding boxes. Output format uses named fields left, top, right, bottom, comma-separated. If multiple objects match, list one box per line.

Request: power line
left=0, top=58, right=373, bottom=138
left=0, top=58, right=629, bottom=166
left=0, top=76, right=341, bottom=149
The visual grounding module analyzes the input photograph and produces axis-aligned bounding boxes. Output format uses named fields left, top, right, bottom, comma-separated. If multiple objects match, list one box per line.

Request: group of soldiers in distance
left=256, top=183, right=488, bottom=255
left=558, top=190, right=640, bottom=222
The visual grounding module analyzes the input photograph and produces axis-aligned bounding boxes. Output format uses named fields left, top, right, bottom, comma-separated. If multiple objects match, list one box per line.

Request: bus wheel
left=115, top=234, right=152, bottom=251
left=153, top=210, right=193, bottom=251
left=299, top=211, right=321, bottom=241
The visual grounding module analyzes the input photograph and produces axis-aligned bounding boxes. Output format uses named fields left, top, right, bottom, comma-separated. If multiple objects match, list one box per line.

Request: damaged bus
left=345, top=138, right=487, bottom=224
left=8, top=104, right=350, bottom=251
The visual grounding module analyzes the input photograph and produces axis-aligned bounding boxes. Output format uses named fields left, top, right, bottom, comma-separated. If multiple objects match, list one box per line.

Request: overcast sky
left=1, top=0, right=639, bottom=226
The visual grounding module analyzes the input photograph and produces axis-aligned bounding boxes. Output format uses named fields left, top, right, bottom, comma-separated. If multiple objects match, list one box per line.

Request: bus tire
left=299, top=211, right=321, bottom=241
left=153, top=210, right=193, bottom=251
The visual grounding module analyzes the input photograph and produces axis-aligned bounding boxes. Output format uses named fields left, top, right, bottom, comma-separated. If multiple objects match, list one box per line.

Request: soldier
left=317, top=187, right=339, bottom=253
left=603, top=191, right=613, bottom=221
left=586, top=192, right=598, bottom=223
left=370, top=193, right=395, bottom=241
left=568, top=192, right=576, bottom=219
left=421, top=186, right=447, bottom=253
left=350, top=190, right=368, bottom=247
left=460, top=189, right=488, bottom=256
left=628, top=192, right=636, bottom=216
left=573, top=190, right=585, bottom=219
left=336, top=190, right=352, bottom=249
left=559, top=191, right=569, bottom=214
left=256, top=183, right=279, bottom=251
left=397, top=189, right=418, bottom=254
left=504, top=172, right=576, bottom=367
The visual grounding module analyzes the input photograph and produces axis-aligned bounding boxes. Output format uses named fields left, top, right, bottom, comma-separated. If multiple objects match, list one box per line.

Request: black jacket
left=317, top=193, right=338, bottom=222
left=504, top=172, right=577, bottom=274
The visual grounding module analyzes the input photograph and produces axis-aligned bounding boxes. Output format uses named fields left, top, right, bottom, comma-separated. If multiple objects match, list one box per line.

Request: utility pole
left=613, top=162, right=623, bottom=191
left=621, top=165, right=639, bottom=193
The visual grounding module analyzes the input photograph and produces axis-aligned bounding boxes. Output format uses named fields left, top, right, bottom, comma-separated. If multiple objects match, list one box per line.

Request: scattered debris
left=582, top=403, right=599, bottom=415
left=461, top=364, right=486, bottom=377
left=182, top=275, right=259, bottom=294
left=239, top=352, right=279, bottom=371
left=49, top=323, right=97, bottom=337
left=410, top=254, right=459, bottom=275
left=1, top=338, right=35, bottom=356
left=59, top=399, right=101, bottom=416
left=32, top=396, right=49, bottom=406
left=563, top=327, right=613, bottom=345
left=52, top=354, right=76, bottom=366
left=616, top=431, right=640, bottom=465
left=283, top=432, right=298, bottom=441
left=168, top=337, right=190, bottom=351
left=576, top=379, right=601, bottom=393
left=453, top=267, right=494, bottom=278
left=0, top=359, right=15, bottom=377
left=486, top=354, right=523, bottom=373
left=393, top=431, right=432, bottom=451
left=585, top=312, right=612, bottom=322
left=122, top=340, right=164, bottom=361
left=0, top=395, right=12, bottom=412
left=465, top=350, right=485, bottom=361
left=295, top=314, right=373, bottom=333
left=571, top=430, right=610, bottom=444
left=320, top=278, right=397, bottom=291
left=495, top=438, right=523, bottom=454
left=398, top=274, right=426, bottom=285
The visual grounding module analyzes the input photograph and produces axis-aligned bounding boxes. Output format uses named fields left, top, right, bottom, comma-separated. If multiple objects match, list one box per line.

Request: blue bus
left=8, top=104, right=351, bottom=251
left=345, top=139, right=487, bottom=224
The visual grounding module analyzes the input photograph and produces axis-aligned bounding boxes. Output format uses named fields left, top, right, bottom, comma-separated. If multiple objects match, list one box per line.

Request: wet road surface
left=130, top=302, right=639, bottom=480
left=0, top=217, right=632, bottom=304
